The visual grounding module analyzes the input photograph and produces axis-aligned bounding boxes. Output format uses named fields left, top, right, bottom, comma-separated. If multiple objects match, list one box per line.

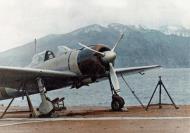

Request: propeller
left=78, top=33, right=124, bottom=95
left=111, top=33, right=124, bottom=52
left=78, top=43, right=105, bottom=56
left=109, top=63, right=120, bottom=94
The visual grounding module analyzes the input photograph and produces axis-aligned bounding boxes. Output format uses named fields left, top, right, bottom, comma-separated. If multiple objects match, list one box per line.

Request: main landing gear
left=37, top=78, right=54, bottom=117
left=0, top=78, right=56, bottom=118
left=108, top=76, right=125, bottom=111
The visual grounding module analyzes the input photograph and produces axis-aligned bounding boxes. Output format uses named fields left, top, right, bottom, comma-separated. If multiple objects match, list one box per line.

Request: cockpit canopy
left=57, top=46, right=72, bottom=56
left=30, top=50, right=55, bottom=66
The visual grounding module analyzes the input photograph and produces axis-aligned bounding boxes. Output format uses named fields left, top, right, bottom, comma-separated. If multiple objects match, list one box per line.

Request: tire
left=111, top=100, right=120, bottom=111
left=112, top=95, right=125, bottom=108
left=118, top=97, right=125, bottom=108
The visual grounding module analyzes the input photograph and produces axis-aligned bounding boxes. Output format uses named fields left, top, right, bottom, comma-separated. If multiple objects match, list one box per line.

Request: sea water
left=2, top=68, right=190, bottom=107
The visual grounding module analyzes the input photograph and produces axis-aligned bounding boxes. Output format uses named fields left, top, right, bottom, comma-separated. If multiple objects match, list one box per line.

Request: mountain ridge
left=0, top=23, right=190, bottom=68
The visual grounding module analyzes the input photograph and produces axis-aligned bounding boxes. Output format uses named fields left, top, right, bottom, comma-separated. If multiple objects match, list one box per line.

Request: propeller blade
left=111, top=33, right=124, bottom=52
left=109, top=63, right=120, bottom=94
left=78, top=43, right=105, bottom=56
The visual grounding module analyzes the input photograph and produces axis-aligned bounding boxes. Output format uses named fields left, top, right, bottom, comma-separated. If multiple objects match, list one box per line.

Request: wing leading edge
left=0, top=66, right=77, bottom=89
left=115, top=65, right=161, bottom=76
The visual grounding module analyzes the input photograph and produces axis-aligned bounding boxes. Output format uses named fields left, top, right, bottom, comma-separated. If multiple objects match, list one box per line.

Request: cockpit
left=29, top=50, right=55, bottom=66
left=44, top=51, right=55, bottom=61
left=29, top=45, right=74, bottom=67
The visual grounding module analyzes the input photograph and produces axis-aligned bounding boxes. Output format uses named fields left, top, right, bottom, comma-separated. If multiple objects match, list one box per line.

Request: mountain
left=0, top=23, right=190, bottom=68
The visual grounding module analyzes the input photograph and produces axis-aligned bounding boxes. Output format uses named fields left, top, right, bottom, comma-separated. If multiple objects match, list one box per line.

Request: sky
left=0, top=0, right=190, bottom=51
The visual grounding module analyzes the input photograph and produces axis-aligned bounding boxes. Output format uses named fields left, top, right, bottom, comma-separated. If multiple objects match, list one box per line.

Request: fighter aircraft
left=0, top=34, right=160, bottom=117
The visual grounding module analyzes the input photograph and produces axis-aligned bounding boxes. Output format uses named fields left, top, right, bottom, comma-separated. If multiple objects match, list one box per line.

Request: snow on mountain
left=158, top=25, right=190, bottom=37
left=71, top=23, right=190, bottom=37
left=71, top=24, right=104, bottom=35
left=107, top=23, right=138, bottom=33
left=107, top=23, right=153, bottom=34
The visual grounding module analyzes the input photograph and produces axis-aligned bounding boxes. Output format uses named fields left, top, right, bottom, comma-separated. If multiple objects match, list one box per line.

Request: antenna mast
left=34, top=38, right=37, bottom=54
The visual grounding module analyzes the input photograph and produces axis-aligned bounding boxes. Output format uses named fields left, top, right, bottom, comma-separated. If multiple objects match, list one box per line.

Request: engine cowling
left=77, top=44, right=110, bottom=77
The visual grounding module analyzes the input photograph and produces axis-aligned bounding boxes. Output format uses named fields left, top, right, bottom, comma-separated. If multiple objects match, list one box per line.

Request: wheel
left=112, top=95, right=125, bottom=108
left=111, top=100, right=120, bottom=111
left=118, top=97, right=125, bottom=108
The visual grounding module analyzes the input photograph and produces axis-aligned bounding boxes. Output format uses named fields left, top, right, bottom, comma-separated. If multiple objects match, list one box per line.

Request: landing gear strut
left=108, top=76, right=125, bottom=111
left=37, top=78, right=54, bottom=116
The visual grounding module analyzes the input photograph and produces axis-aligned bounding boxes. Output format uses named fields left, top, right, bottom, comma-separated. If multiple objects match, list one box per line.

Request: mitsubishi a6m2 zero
left=0, top=34, right=160, bottom=117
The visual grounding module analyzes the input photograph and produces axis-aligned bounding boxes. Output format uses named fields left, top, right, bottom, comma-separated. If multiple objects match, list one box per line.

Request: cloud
left=0, top=0, right=189, bottom=51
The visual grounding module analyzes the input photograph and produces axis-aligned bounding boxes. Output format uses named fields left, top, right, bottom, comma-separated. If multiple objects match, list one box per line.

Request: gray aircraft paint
left=0, top=49, right=82, bottom=99
left=31, top=50, right=81, bottom=75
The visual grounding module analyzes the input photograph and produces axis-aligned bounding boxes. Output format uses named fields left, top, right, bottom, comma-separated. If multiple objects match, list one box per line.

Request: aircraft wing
left=115, top=65, right=161, bottom=76
left=0, top=66, right=77, bottom=89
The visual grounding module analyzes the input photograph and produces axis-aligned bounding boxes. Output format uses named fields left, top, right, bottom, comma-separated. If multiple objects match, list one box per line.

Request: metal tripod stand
left=146, top=76, right=178, bottom=110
